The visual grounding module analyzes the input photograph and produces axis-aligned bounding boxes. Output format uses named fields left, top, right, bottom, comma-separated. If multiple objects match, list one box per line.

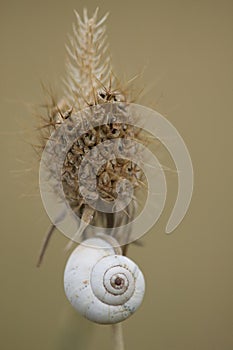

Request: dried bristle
left=39, top=9, right=147, bottom=244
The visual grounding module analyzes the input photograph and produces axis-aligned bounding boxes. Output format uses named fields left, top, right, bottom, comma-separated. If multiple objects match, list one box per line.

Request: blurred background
left=0, top=0, right=232, bottom=349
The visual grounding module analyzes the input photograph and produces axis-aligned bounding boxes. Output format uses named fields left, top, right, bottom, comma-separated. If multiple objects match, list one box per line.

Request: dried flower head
left=37, top=8, right=146, bottom=265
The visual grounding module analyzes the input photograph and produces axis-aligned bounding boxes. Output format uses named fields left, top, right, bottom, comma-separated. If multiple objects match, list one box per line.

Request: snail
left=64, top=235, right=145, bottom=324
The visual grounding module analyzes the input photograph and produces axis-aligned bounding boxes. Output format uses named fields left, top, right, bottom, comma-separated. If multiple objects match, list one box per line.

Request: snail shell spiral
left=64, top=236, right=145, bottom=324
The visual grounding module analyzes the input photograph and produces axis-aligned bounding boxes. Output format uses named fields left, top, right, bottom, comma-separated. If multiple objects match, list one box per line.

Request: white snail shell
left=64, top=236, right=145, bottom=324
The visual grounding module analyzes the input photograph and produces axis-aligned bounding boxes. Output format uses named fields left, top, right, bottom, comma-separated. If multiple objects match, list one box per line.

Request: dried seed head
left=38, top=9, right=147, bottom=251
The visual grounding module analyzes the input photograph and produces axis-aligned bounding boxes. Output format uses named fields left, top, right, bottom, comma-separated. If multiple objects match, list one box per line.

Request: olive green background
left=1, top=0, right=232, bottom=349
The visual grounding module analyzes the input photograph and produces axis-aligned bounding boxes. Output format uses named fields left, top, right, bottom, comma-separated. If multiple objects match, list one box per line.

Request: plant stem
left=36, top=223, right=56, bottom=267
left=112, top=323, right=124, bottom=350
